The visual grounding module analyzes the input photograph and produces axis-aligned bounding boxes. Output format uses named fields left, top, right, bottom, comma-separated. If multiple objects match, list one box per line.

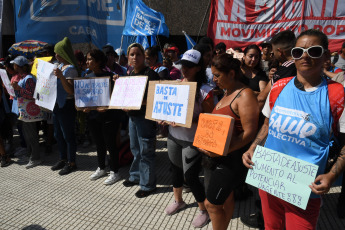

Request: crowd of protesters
left=1, top=29, right=345, bottom=229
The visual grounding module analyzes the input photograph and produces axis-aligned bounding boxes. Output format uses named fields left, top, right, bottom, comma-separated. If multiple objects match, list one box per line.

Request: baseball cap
left=165, top=46, right=179, bottom=54
left=10, top=56, right=29, bottom=66
left=176, top=49, right=201, bottom=68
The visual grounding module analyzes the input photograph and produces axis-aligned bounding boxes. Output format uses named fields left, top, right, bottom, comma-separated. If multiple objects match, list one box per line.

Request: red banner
left=208, top=0, right=345, bottom=52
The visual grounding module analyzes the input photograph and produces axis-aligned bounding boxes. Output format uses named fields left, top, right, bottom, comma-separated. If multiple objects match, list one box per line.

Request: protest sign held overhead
left=208, top=0, right=345, bottom=52
left=109, top=76, right=148, bottom=110
left=74, top=77, right=111, bottom=110
left=0, top=69, right=15, bottom=97
left=31, top=57, right=53, bottom=77
left=193, top=113, right=235, bottom=156
left=245, top=146, right=319, bottom=210
left=145, top=81, right=196, bottom=128
left=33, top=60, right=57, bottom=111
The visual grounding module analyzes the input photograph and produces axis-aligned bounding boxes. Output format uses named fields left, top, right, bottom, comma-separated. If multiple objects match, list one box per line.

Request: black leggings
left=168, top=134, right=205, bottom=203
left=88, top=118, right=120, bottom=172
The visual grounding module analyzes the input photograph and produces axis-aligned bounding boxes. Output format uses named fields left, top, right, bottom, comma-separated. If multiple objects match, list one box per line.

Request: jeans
left=22, top=121, right=41, bottom=161
left=53, top=100, right=77, bottom=163
left=128, top=115, right=156, bottom=191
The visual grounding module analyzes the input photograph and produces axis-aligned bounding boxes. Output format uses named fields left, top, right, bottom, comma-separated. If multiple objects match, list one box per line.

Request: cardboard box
left=193, top=113, right=235, bottom=156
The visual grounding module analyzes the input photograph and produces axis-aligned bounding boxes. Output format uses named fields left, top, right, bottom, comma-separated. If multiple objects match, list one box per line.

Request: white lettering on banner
left=217, top=0, right=228, bottom=20
left=88, top=0, right=114, bottom=12
left=131, top=6, right=161, bottom=35
left=69, top=26, right=98, bottom=39
left=230, top=0, right=246, bottom=22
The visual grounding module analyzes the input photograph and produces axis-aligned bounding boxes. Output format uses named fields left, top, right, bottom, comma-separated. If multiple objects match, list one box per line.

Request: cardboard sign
left=33, top=60, right=57, bottom=111
left=145, top=81, right=196, bottom=128
left=193, top=113, right=235, bottom=156
left=31, top=57, right=53, bottom=77
left=0, top=69, right=15, bottom=97
left=245, top=146, right=319, bottom=210
left=109, top=76, right=148, bottom=110
left=74, top=77, right=111, bottom=110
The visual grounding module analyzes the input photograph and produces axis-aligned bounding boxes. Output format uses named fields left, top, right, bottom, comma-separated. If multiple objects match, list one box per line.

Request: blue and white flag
left=183, top=31, right=196, bottom=50
left=136, top=36, right=150, bottom=50
left=14, top=0, right=126, bottom=49
left=123, top=0, right=169, bottom=37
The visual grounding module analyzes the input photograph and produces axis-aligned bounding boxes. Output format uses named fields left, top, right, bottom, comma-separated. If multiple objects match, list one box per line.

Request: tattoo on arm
left=331, top=147, right=345, bottom=176
left=251, top=123, right=268, bottom=149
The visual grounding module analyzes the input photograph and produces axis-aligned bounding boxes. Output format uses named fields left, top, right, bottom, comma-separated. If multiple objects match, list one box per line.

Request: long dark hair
left=189, top=48, right=208, bottom=102
left=243, top=44, right=262, bottom=71
left=87, top=49, right=107, bottom=70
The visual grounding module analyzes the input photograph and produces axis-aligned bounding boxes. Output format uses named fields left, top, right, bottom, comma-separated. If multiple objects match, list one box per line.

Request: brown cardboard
left=145, top=80, right=197, bottom=128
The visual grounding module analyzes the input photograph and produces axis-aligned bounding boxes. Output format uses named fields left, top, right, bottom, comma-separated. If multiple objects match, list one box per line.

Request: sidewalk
left=0, top=137, right=345, bottom=230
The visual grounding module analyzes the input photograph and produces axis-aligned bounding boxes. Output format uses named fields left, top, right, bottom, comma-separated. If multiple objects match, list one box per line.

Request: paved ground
left=1, top=135, right=345, bottom=230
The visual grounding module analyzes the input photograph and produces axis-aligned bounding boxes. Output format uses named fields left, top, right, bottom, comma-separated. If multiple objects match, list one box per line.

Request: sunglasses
left=291, top=45, right=325, bottom=59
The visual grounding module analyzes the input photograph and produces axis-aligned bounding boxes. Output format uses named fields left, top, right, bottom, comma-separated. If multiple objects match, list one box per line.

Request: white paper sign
left=0, top=69, right=15, bottom=97
left=74, top=77, right=110, bottom=108
left=109, top=76, right=147, bottom=109
left=151, top=84, right=190, bottom=124
left=33, top=60, right=57, bottom=111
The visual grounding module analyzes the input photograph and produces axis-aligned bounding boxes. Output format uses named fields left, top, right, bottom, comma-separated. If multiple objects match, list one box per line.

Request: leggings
left=167, top=134, right=205, bottom=203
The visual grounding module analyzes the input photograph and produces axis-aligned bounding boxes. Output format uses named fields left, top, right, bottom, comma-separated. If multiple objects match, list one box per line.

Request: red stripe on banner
left=207, top=0, right=345, bottom=52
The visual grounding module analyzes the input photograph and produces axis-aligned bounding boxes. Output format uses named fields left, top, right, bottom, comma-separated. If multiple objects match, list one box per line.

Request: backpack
left=269, top=76, right=345, bottom=172
left=118, top=139, right=133, bottom=167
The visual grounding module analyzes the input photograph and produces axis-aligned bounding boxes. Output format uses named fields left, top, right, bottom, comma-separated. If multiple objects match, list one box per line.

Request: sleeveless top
left=212, top=88, right=245, bottom=136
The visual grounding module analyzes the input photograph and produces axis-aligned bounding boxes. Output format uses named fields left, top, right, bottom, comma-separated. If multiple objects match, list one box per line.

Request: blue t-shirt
left=265, top=77, right=333, bottom=198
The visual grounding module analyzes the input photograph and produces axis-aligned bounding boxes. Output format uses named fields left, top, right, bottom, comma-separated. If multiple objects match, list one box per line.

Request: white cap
left=176, top=49, right=201, bottom=67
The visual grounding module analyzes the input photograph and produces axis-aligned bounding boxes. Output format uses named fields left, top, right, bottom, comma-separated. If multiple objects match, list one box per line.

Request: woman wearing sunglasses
left=243, top=29, right=345, bottom=229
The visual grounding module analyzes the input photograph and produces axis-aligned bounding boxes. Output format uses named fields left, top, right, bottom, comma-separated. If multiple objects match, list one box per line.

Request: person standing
left=51, top=37, right=79, bottom=175
left=121, top=43, right=160, bottom=198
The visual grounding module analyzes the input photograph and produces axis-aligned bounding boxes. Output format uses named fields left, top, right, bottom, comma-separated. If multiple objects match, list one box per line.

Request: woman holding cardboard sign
left=164, top=49, right=215, bottom=228
left=121, top=43, right=160, bottom=198
left=83, top=49, right=121, bottom=185
left=199, top=53, right=259, bottom=230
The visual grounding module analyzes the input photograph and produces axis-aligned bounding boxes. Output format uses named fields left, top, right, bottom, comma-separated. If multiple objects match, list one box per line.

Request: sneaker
left=104, top=171, right=121, bottom=185
left=59, top=164, right=77, bottom=175
left=1, top=157, right=13, bottom=168
left=240, top=212, right=264, bottom=229
left=192, top=210, right=210, bottom=228
left=90, top=167, right=107, bottom=180
left=135, top=188, right=157, bottom=198
left=123, top=179, right=139, bottom=187
left=25, top=160, right=42, bottom=169
left=51, top=160, right=66, bottom=171
left=165, top=201, right=187, bottom=215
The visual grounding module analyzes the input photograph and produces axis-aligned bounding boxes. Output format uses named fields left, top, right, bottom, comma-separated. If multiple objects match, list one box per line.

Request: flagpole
left=119, top=34, right=124, bottom=64
left=182, top=31, right=195, bottom=48
left=197, top=0, right=211, bottom=42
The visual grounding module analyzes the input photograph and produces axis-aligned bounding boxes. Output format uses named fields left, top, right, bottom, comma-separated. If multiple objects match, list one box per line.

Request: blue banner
left=136, top=36, right=149, bottom=50
left=14, top=0, right=126, bottom=49
left=122, top=0, right=169, bottom=37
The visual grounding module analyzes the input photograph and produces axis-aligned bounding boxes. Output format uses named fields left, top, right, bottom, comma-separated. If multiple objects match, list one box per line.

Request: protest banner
left=145, top=81, right=196, bottom=128
left=109, top=76, right=147, bottom=110
left=0, top=69, right=15, bottom=97
left=245, top=146, right=319, bottom=210
left=31, top=57, right=53, bottom=77
left=193, top=113, right=235, bottom=156
left=33, top=59, right=57, bottom=111
left=74, top=77, right=111, bottom=110
left=208, top=0, right=345, bottom=52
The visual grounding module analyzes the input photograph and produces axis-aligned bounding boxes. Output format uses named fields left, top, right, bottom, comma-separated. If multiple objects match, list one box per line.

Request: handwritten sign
left=0, top=69, right=15, bottom=97
left=193, top=113, right=235, bottom=156
left=145, top=81, right=196, bottom=128
left=74, top=77, right=110, bottom=109
left=33, top=60, right=57, bottom=111
left=245, top=146, right=319, bottom=210
left=109, top=76, right=147, bottom=110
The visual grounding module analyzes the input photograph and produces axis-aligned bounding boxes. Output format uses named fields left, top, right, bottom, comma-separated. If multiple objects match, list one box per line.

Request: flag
left=136, top=36, right=149, bottom=50
left=183, top=31, right=196, bottom=50
left=123, top=0, right=169, bottom=37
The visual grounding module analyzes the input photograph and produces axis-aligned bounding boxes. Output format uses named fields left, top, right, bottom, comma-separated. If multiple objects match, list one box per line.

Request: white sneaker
left=90, top=167, right=107, bottom=180
left=104, top=171, right=120, bottom=185
left=25, top=160, right=42, bottom=169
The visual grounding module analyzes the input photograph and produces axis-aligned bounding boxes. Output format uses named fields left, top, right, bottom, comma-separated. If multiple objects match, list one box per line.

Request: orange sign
left=193, top=113, right=235, bottom=156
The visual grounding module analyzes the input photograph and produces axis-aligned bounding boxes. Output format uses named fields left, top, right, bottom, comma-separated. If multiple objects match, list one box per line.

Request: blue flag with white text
left=123, top=0, right=169, bottom=37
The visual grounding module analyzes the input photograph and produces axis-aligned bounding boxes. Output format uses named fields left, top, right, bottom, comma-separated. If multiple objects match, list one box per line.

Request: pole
left=197, top=0, right=211, bottom=43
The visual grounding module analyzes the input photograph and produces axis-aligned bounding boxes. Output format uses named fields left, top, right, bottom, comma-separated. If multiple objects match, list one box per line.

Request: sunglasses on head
left=291, top=45, right=325, bottom=59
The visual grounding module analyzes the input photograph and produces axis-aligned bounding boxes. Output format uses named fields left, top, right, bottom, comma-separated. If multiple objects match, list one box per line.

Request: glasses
left=291, top=45, right=325, bottom=59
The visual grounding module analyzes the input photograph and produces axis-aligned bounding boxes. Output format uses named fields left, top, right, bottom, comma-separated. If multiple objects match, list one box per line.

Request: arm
left=257, top=80, right=272, bottom=111
left=54, top=68, right=74, bottom=95
left=310, top=132, right=345, bottom=195
left=228, top=88, right=259, bottom=153
left=242, top=117, right=269, bottom=168
left=323, top=69, right=339, bottom=79
left=259, top=80, right=268, bottom=92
